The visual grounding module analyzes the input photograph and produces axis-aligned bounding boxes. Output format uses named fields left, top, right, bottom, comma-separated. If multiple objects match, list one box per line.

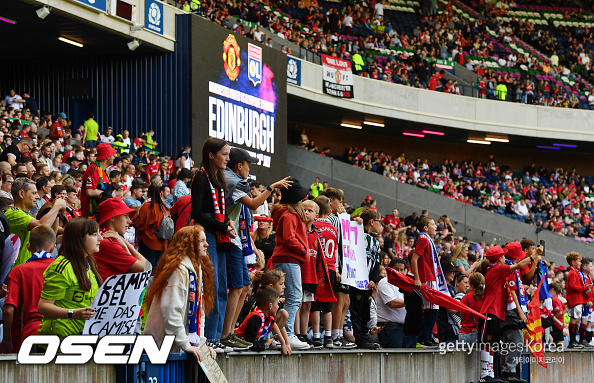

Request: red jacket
left=565, top=268, right=589, bottom=307
left=269, top=205, right=308, bottom=265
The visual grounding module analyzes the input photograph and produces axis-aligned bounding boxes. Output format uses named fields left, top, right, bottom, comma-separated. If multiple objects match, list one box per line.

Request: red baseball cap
left=98, top=198, right=135, bottom=226
left=96, top=142, right=117, bottom=161
left=485, top=245, right=508, bottom=261
left=505, top=242, right=526, bottom=260
left=365, top=195, right=373, bottom=201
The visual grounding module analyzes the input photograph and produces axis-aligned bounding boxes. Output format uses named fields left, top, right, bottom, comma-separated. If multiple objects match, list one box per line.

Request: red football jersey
left=314, top=218, right=338, bottom=272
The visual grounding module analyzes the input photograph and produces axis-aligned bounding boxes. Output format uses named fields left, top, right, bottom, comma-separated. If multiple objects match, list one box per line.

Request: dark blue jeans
left=378, top=323, right=417, bottom=348
left=138, top=240, right=163, bottom=269
left=420, top=309, right=439, bottom=343
left=204, top=229, right=227, bottom=342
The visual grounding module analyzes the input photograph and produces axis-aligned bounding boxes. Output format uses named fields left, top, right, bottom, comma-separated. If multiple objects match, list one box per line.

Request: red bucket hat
left=505, top=242, right=526, bottom=260
left=98, top=198, right=135, bottom=226
left=96, top=142, right=117, bottom=161
left=485, top=245, right=508, bottom=261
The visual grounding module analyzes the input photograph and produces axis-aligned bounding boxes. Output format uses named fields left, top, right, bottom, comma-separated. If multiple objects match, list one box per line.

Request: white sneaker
left=207, top=341, right=225, bottom=354
left=214, top=341, right=234, bottom=353
left=288, top=334, right=310, bottom=350
left=269, top=340, right=281, bottom=350
left=589, top=339, right=594, bottom=347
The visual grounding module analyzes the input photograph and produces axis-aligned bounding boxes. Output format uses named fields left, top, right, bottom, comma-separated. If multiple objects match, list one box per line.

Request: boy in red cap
left=500, top=242, right=530, bottom=383
left=81, top=142, right=117, bottom=220
left=478, top=245, right=532, bottom=382
left=93, top=198, right=148, bottom=280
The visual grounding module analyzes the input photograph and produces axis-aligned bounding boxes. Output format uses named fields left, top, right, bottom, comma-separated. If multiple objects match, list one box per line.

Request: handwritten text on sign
left=339, top=213, right=369, bottom=289
left=83, top=268, right=152, bottom=337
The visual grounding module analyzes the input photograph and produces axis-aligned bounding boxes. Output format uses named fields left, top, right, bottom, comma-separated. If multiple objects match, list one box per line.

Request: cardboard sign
left=198, top=339, right=228, bottom=383
left=339, top=213, right=369, bottom=289
left=83, top=264, right=152, bottom=337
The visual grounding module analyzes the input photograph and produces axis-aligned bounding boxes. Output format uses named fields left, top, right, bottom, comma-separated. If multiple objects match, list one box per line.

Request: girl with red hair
left=144, top=225, right=216, bottom=361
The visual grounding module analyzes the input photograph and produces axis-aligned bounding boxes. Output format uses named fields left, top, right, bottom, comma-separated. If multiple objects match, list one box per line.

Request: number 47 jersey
left=314, top=218, right=338, bottom=272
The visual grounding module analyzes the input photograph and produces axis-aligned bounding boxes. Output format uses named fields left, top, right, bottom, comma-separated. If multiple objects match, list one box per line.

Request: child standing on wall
left=578, top=258, right=594, bottom=348
left=313, top=196, right=339, bottom=348
left=410, top=216, right=440, bottom=348
left=478, top=246, right=532, bottom=381
left=349, top=208, right=382, bottom=349
left=566, top=252, right=593, bottom=349
left=320, top=187, right=356, bottom=349
left=269, top=178, right=311, bottom=350
left=565, top=251, right=592, bottom=348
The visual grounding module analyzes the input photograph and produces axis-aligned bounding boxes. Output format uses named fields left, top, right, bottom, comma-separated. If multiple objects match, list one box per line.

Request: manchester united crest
left=223, top=34, right=241, bottom=81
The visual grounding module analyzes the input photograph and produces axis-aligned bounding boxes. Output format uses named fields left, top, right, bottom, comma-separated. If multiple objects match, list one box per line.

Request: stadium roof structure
left=0, top=0, right=168, bottom=58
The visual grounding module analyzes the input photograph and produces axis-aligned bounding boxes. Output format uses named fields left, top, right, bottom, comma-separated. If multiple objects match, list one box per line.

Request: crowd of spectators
left=184, top=0, right=594, bottom=109
left=300, top=141, right=594, bottom=244
left=0, top=92, right=592, bottom=383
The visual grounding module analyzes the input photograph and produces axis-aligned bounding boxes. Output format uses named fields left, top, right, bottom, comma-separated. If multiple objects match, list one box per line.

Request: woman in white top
left=144, top=225, right=216, bottom=361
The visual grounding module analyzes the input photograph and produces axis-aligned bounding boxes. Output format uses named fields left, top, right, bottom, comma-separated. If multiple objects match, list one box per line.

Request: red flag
left=386, top=267, right=488, bottom=320
left=523, top=275, right=547, bottom=368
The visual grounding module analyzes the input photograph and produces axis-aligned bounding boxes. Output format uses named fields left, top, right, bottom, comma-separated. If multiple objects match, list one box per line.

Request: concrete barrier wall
left=289, top=57, right=594, bottom=142
left=217, top=349, right=479, bottom=383
left=288, top=146, right=591, bottom=265
left=2, top=348, right=592, bottom=382
left=530, top=350, right=594, bottom=383
left=0, top=355, right=116, bottom=382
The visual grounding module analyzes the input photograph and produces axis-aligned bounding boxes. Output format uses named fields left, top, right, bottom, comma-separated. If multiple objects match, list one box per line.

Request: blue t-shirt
left=124, top=197, right=142, bottom=208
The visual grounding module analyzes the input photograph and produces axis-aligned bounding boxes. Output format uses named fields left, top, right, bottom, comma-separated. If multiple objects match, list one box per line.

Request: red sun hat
left=505, top=242, right=526, bottom=260
left=96, top=142, right=117, bottom=161
left=485, top=245, right=508, bottom=261
left=98, top=198, right=136, bottom=226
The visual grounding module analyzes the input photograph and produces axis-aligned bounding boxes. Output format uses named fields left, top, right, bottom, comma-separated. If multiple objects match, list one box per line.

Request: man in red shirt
left=81, top=142, right=117, bottom=220
left=0, top=226, right=56, bottom=353
left=382, top=208, right=401, bottom=230
left=93, top=198, right=147, bottom=281
left=49, top=112, right=67, bottom=146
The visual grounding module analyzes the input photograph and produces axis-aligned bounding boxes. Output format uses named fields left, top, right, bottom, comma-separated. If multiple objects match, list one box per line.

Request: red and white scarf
left=202, top=167, right=230, bottom=244
left=202, top=167, right=225, bottom=216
